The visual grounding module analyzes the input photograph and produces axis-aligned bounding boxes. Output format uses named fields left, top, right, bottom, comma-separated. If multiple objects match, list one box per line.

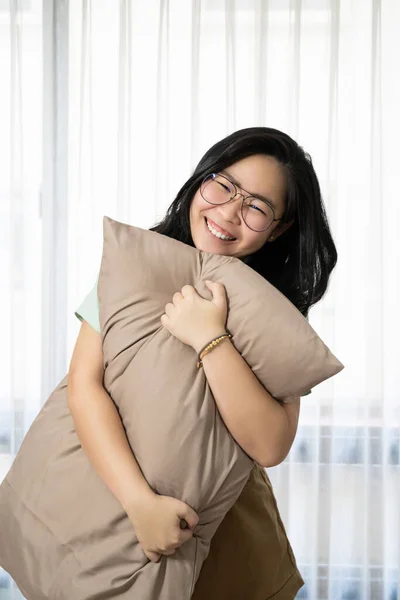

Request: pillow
left=0, top=216, right=344, bottom=599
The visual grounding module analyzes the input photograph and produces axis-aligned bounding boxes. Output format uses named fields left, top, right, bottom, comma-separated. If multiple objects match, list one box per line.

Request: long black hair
left=150, top=126, right=337, bottom=317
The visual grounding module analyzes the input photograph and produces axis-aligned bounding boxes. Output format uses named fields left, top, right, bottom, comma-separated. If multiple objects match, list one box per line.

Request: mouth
left=204, top=218, right=237, bottom=242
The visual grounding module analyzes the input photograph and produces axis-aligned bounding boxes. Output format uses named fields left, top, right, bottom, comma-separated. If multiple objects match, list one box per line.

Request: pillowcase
left=74, top=280, right=313, bottom=399
left=0, top=216, right=344, bottom=600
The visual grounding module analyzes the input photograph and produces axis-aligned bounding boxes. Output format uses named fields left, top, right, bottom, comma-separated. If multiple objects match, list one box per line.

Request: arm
left=162, top=281, right=301, bottom=469
left=67, top=321, right=154, bottom=513
left=199, top=337, right=301, bottom=468
left=67, top=321, right=199, bottom=562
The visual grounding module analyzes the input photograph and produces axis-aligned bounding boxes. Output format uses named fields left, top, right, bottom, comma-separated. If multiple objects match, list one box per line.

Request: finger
left=172, top=291, right=183, bottom=305
left=145, top=550, right=161, bottom=563
left=164, top=302, right=174, bottom=316
left=181, top=284, right=195, bottom=297
left=205, top=280, right=227, bottom=310
left=178, top=505, right=200, bottom=530
left=160, top=548, right=176, bottom=556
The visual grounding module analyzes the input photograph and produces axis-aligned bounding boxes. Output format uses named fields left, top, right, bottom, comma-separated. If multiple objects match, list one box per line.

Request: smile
left=205, top=218, right=236, bottom=242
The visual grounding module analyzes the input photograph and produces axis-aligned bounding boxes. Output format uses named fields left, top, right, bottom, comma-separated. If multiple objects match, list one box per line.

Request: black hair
left=150, top=126, right=337, bottom=317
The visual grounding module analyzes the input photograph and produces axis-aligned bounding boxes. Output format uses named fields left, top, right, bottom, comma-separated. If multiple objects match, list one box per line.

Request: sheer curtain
left=1, top=0, right=399, bottom=598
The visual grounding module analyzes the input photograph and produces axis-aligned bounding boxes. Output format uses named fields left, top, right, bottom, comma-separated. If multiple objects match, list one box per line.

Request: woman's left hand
left=161, top=280, right=228, bottom=354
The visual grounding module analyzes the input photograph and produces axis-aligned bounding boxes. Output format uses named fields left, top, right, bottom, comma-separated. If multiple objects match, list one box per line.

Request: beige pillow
left=0, top=216, right=343, bottom=599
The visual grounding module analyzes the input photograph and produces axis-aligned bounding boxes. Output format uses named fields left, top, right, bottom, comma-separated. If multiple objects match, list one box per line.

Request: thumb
left=178, top=504, right=200, bottom=531
left=144, top=549, right=161, bottom=563
left=205, top=280, right=227, bottom=310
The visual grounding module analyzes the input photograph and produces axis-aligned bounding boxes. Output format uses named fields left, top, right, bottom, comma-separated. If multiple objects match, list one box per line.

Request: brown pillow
left=0, top=216, right=343, bottom=599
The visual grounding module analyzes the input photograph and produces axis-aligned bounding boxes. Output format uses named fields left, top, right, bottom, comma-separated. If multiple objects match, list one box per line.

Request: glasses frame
left=200, top=172, right=284, bottom=233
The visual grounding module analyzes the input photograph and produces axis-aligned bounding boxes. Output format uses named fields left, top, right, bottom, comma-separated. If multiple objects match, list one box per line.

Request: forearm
left=200, top=338, right=289, bottom=467
left=67, top=378, right=153, bottom=512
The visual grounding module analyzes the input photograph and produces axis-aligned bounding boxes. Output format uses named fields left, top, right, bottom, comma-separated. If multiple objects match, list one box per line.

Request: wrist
left=122, top=481, right=155, bottom=514
left=193, top=328, right=229, bottom=355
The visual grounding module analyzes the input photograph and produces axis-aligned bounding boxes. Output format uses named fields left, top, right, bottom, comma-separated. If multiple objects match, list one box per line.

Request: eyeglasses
left=200, top=172, right=283, bottom=233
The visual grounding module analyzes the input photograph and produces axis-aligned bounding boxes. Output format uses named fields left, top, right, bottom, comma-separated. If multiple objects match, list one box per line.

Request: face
left=189, top=154, right=290, bottom=259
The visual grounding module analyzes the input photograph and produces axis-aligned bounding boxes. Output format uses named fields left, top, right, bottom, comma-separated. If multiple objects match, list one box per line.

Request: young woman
left=68, top=126, right=337, bottom=599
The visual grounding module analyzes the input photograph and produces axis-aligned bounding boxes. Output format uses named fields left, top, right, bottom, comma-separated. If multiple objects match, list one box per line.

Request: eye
left=249, top=203, right=267, bottom=216
left=217, top=181, right=231, bottom=193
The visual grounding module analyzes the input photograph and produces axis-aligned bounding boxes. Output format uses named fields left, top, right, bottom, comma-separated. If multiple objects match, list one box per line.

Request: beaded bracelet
left=196, top=333, right=232, bottom=369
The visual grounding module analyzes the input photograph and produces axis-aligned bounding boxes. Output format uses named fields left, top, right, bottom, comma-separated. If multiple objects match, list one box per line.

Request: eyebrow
left=221, top=170, right=277, bottom=210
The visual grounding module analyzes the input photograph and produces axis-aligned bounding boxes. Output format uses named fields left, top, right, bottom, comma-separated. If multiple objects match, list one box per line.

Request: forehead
left=222, top=154, right=287, bottom=209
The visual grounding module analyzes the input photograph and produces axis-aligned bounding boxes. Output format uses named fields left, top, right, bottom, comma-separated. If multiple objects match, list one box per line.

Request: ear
left=269, top=218, right=294, bottom=242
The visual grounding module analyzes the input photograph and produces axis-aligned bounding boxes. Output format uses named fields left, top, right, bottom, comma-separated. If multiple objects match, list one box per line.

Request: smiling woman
left=1, top=0, right=397, bottom=595
left=201, top=170, right=280, bottom=233
left=189, top=154, right=291, bottom=259
left=65, top=126, right=337, bottom=598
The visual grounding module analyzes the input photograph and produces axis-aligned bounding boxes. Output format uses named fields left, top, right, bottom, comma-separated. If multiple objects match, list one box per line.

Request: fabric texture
left=75, top=277, right=312, bottom=399
left=0, top=217, right=344, bottom=599
left=191, top=462, right=305, bottom=600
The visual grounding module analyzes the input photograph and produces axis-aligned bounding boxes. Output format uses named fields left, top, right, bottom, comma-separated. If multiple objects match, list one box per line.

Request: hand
left=126, top=492, right=200, bottom=563
left=161, top=280, right=228, bottom=353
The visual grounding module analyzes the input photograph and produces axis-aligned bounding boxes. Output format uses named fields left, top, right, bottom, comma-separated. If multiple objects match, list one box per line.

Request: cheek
left=190, top=192, right=200, bottom=221
left=240, top=230, right=268, bottom=254
left=189, top=192, right=206, bottom=236
left=190, top=192, right=211, bottom=230
left=191, top=191, right=207, bottom=215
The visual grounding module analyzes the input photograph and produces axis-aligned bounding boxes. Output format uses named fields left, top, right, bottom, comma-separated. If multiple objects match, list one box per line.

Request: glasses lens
left=200, top=174, right=235, bottom=205
left=242, top=197, right=274, bottom=232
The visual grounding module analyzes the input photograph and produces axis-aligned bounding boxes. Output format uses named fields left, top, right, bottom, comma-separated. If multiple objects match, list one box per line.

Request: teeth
left=206, top=219, right=235, bottom=241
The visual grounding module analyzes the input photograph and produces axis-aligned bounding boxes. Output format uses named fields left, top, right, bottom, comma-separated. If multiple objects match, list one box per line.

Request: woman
left=69, top=126, right=337, bottom=599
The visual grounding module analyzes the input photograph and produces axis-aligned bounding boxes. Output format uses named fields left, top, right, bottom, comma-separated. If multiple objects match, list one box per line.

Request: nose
left=216, top=194, right=243, bottom=224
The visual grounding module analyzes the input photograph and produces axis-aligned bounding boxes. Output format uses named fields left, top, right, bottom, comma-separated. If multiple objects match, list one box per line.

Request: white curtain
left=1, top=0, right=399, bottom=598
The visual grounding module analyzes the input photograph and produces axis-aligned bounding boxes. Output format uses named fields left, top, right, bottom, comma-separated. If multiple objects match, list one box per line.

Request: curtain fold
left=1, top=1, right=399, bottom=598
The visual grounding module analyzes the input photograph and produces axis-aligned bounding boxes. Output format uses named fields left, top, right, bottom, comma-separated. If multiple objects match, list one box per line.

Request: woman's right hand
left=126, top=492, right=200, bottom=563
